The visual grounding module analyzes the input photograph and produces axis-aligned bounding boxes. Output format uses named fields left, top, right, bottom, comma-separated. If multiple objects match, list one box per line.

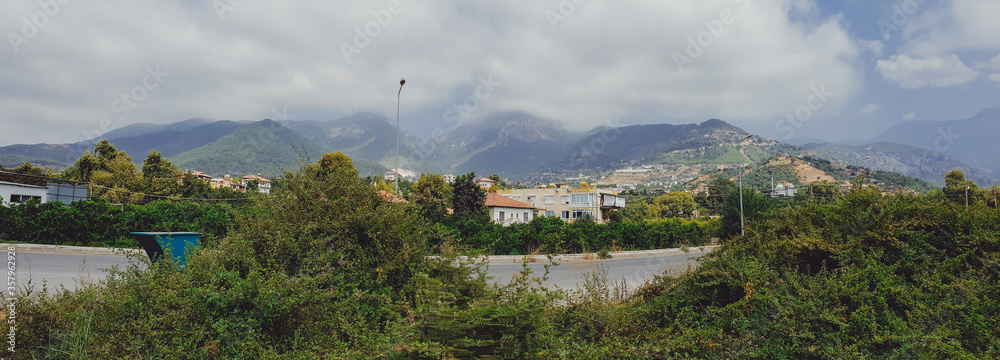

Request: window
left=545, top=211, right=555, bottom=217
left=561, top=195, right=570, bottom=204
left=572, top=194, right=590, bottom=204
left=533, top=213, right=538, bottom=220
left=499, top=211, right=505, bottom=221
left=571, top=209, right=593, bottom=219
left=512, top=195, right=522, bottom=201
left=544, top=195, right=554, bottom=204
left=561, top=211, right=570, bottom=219
left=9, top=195, right=41, bottom=203
left=523, top=212, right=528, bottom=221
left=527, top=195, right=536, bottom=204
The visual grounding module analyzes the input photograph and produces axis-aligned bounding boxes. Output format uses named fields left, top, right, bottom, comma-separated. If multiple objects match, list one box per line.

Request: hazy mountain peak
left=699, top=118, right=732, bottom=128
left=972, top=107, right=1000, bottom=121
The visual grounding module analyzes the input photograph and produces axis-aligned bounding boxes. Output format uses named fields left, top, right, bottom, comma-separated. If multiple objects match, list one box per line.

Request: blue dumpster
left=130, top=232, right=201, bottom=268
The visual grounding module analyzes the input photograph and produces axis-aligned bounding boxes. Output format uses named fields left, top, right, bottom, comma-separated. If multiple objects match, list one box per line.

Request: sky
left=2, top=0, right=998, bottom=147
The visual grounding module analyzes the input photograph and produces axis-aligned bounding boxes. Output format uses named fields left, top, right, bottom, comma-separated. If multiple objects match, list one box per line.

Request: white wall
left=489, top=206, right=535, bottom=226
left=0, top=181, right=48, bottom=206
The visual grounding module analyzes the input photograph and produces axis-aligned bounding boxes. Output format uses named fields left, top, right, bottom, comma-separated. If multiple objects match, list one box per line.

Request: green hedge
left=0, top=200, right=240, bottom=247
left=443, top=215, right=718, bottom=255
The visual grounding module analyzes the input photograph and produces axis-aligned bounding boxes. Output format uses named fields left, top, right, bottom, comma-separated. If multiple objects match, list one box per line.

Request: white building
left=496, top=183, right=625, bottom=224
left=443, top=174, right=455, bottom=184
left=241, top=175, right=272, bottom=194
left=384, top=171, right=396, bottom=181
left=0, top=181, right=47, bottom=206
left=772, top=183, right=797, bottom=197
left=485, top=193, right=538, bottom=226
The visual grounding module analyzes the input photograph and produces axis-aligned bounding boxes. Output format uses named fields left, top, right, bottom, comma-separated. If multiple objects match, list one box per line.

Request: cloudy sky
left=2, top=0, right=998, bottom=146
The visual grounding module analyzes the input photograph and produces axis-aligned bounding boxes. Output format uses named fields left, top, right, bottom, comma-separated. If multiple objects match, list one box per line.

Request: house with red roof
left=485, top=192, right=537, bottom=226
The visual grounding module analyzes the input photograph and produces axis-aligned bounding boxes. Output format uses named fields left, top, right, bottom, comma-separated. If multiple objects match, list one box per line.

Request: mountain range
left=2, top=108, right=998, bottom=187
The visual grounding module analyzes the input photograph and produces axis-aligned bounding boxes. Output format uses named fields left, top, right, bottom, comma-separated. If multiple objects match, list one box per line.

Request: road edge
left=432, top=245, right=720, bottom=264
left=6, top=243, right=721, bottom=264
left=2, top=243, right=145, bottom=257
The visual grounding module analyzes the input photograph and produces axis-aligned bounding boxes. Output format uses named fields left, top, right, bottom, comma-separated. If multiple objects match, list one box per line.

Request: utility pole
left=738, top=134, right=752, bottom=237
left=966, top=186, right=969, bottom=208
left=394, top=78, right=406, bottom=198
left=739, top=163, right=745, bottom=236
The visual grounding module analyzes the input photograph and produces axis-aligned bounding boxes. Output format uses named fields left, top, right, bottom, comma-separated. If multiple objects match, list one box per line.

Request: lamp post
left=394, top=77, right=406, bottom=198
left=739, top=134, right=753, bottom=236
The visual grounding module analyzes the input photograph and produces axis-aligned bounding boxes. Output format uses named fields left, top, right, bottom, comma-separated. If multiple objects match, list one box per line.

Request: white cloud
left=860, top=103, right=881, bottom=114
left=860, top=40, right=884, bottom=56
left=988, top=73, right=1000, bottom=82
left=977, top=54, right=1000, bottom=71
left=903, top=112, right=917, bottom=120
left=876, top=54, right=978, bottom=89
left=0, top=0, right=864, bottom=145
left=900, top=0, right=1000, bottom=56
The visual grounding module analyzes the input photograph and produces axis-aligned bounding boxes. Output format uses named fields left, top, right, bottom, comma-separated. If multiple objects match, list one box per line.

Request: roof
left=477, top=178, right=494, bottom=183
left=485, top=193, right=536, bottom=210
left=0, top=181, right=47, bottom=189
left=241, top=175, right=271, bottom=182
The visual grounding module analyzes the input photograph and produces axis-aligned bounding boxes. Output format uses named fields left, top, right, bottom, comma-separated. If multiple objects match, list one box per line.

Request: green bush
left=0, top=200, right=242, bottom=247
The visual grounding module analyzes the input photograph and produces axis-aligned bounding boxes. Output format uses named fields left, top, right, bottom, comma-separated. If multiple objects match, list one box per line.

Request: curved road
left=9, top=248, right=713, bottom=294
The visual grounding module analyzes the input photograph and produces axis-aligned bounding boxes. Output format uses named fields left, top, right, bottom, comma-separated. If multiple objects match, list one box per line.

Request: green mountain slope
left=281, top=113, right=429, bottom=173
left=537, top=119, right=801, bottom=176
left=0, top=154, right=70, bottom=169
left=169, top=120, right=386, bottom=178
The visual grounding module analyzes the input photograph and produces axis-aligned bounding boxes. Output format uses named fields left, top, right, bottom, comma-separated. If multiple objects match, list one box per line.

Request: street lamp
left=739, top=134, right=753, bottom=236
left=394, top=77, right=406, bottom=198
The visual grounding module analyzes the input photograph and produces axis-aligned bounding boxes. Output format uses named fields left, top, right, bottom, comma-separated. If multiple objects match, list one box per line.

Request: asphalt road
left=7, top=248, right=711, bottom=295
left=483, top=248, right=710, bottom=292
left=9, top=251, right=147, bottom=294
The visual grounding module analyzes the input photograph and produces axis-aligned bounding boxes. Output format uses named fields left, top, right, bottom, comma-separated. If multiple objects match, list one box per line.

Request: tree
left=620, top=199, right=656, bottom=222
left=317, top=152, right=357, bottom=178
left=721, top=188, right=776, bottom=238
left=10, top=162, right=44, bottom=176
left=944, top=169, right=978, bottom=204
left=413, top=173, right=453, bottom=223
left=654, top=191, right=698, bottom=218
left=800, top=180, right=840, bottom=203
left=178, top=172, right=213, bottom=198
left=489, top=174, right=506, bottom=187
left=696, top=177, right=736, bottom=215
left=141, top=150, right=181, bottom=195
left=90, top=153, right=143, bottom=203
left=451, top=172, right=488, bottom=223
left=70, top=140, right=143, bottom=202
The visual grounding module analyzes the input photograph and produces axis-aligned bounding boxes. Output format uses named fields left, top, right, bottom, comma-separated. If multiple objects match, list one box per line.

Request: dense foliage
left=4, top=165, right=1000, bottom=358
left=441, top=215, right=716, bottom=255
left=0, top=200, right=239, bottom=247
